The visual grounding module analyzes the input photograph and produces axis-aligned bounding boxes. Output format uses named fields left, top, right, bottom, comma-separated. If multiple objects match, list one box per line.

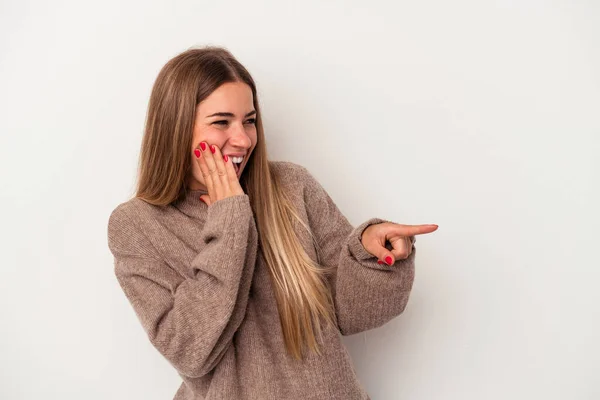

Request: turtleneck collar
left=171, top=173, right=250, bottom=219
left=172, top=188, right=210, bottom=219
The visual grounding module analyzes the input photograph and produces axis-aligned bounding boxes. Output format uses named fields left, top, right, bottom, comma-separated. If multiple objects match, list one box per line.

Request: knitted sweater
left=107, top=160, right=416, bottom=400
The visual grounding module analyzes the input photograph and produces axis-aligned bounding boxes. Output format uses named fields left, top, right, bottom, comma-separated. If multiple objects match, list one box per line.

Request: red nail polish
left=194, top=149, right=201, bottom=158
left=385, top=256, right=393, bottom=265
left=223, top=155, right=228, bottom=162
left=377, top=260, right=384, bottom=265
left=200, top=142, right=207, bottom=151
left=210, top=145, right=216, bottom=154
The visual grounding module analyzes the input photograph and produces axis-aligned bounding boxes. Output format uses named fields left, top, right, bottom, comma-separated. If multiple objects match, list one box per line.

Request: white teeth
left=231, top=156, right=244, bottom=164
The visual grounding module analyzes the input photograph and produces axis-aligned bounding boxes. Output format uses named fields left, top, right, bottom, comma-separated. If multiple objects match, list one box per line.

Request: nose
left=228, top=122, right=252, bottom=148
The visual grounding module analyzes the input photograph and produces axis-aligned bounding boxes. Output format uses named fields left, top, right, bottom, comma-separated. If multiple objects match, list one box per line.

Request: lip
left=226, top=153, right=248, bottom=177
left=223, top=151, right=248, bottom=171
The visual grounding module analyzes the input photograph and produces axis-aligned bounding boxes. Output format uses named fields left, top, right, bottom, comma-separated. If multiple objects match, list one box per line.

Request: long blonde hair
left=135, top=46, right=338, bottom=360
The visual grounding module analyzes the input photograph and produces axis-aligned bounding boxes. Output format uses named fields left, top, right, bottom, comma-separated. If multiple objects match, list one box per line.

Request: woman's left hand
left=361, top=222, right=438, bottom=266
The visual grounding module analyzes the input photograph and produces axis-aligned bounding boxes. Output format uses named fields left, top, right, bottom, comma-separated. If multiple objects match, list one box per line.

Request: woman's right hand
left=194, top=141, right=245, bottom=206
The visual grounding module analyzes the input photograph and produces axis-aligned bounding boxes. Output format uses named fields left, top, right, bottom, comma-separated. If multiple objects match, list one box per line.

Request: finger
left=373, top=234, right=415, bottom=266
left=389, top=224, right=438, bottom=237
left=209, top=144, right=232, bottom=192
left=375, top=252, right=396, bottom=266
left=199, top=194, right=212, bottom=206
left=195, top=143, right=215, bottom=198
left=369, top=241, right=397, bottom=266
left=389, top=236, right=414, bottom=261
left=203, top=142, right=225, bottom=199
left=221, top=153, right=238, bottom=187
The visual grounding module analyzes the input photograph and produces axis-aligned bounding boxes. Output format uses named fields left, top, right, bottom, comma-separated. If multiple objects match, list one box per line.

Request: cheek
left=192, top=127, right=222, bottom=148
left=250, top=130, right=258, bottom=148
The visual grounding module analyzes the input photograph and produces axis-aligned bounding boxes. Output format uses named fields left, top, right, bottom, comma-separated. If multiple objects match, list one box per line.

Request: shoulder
left=268, top=160, right=331, bottom=206
left=107, top=197, right=161, bottom=258
left=269, top=160, right=321, bottom=190
left=269, top=160, right=308, bottom=177
left=108, top=197, right=155, bottom=228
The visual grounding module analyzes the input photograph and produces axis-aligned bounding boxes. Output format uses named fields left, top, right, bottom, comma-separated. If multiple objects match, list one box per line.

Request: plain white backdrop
left=1, top=0, right=598, bottom=399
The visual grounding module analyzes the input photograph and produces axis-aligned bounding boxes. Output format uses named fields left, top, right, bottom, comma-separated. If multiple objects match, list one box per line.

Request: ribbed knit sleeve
left=300, top=166, right=416, bottom=336
left=107, top=194, right=258, bottom=378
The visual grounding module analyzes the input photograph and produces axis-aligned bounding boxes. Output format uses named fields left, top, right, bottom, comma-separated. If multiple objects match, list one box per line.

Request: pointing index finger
left=393, top=224, right=438, bottom=236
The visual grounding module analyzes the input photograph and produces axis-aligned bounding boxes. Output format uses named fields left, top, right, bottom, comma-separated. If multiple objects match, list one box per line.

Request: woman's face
left=188, top=81, right=258, bottom=190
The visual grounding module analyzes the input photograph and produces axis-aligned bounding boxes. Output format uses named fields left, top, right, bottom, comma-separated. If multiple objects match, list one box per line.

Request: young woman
left=107, top=46, right=438, bottom=400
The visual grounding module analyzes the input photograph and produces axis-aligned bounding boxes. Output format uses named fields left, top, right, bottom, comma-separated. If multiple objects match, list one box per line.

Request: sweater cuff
left=190, top=194, right=254, bottom=281
left=204, top=194, right=252, bottom=231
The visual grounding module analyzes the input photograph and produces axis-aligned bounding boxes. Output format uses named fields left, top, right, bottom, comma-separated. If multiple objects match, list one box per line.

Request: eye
left=245, top=118, right=257, bottom=125
left=213, top=120, right=228, bottom=126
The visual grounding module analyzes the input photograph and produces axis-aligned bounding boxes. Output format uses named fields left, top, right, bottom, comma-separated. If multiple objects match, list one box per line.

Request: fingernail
left=377, top=260, right=384, bottom=265
left=210, top=145, right=216, bottom=154
left=223, top=155, right=228, bottom=162
left=200, top=142, right=207, bottom=151
left=385, top=256, right=393, bottom=265
left=194, top=149, right=201, bottom=158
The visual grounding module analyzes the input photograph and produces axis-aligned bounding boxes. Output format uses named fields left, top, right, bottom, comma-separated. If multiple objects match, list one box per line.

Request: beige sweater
left=107, top=160, right=416, bottom=400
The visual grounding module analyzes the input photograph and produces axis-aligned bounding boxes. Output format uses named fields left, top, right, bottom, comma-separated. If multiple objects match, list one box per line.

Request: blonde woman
left=107, top=46, right=438, bottom=400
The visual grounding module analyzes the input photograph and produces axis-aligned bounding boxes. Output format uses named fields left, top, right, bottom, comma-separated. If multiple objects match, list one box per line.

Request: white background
left=1, top=0, right=598, bottom=399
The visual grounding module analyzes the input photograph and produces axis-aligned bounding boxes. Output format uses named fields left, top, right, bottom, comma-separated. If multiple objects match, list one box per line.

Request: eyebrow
left=206, top=110, right=257, bottom=118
